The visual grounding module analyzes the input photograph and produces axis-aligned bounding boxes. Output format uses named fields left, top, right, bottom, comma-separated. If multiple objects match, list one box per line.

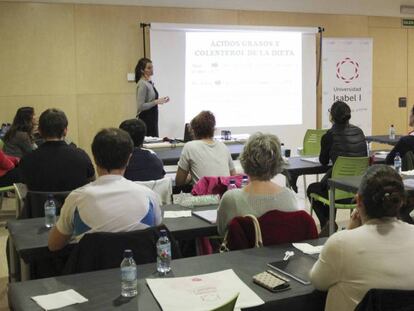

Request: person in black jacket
left=307, top=101, right=367, bottom=230
left=385, top=105, right=414, bottom=165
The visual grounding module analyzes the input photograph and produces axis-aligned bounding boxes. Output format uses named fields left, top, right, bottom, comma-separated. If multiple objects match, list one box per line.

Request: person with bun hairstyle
left=307, top=101, right=367, bottom=230
left=310, top=165, right=414, bottom=311
left=135, top=57, right=169, bottom=137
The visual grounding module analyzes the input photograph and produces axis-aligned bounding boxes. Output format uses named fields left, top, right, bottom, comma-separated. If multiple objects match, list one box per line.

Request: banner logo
left=336, top=57, right=359, bottom=84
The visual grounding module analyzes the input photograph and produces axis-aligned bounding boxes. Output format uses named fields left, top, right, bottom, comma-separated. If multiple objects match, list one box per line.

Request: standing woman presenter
left=135, top=58, right=169, bottom=137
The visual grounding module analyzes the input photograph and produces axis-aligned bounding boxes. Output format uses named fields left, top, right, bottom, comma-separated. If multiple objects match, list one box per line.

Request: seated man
left=19, top=108, right=95, bottom=191
left=119, top=118, right=165, bottom=181
left=48, top=128, right=162, bottom=251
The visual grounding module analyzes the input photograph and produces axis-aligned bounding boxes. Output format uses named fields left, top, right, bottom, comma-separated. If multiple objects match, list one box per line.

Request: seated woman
left=307, top=100, right=367, bottom=230
left=175, top=111, right=236, bottom=187
left=386, top=105, right=414, bottom=165
left=0, top=150, right=20, bottom=187
left=3, top=107, right=37, bottom=158
left=310, top=165, right=414, bottom=311
left=119, top=118, right=165, bottom=181
left=217, top=133, right=299, bottom=236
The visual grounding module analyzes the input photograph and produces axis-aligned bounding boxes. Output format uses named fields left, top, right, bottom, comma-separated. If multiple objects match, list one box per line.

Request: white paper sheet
left=164, top=211, right=192, bottom=218
left=147, top=269, right=264, bottom=311
left=300, top=157, right=320, bottom=164
left=31, top=289, right=88, bottom=310
left=292, top=243, right=324, bottom=255
left=192, top=210, right=217, bottom=224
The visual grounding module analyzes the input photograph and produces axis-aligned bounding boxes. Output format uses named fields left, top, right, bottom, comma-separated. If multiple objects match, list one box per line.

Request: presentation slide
left=185, top=31, right=302, bottom=127
left=150, top=23, right=317, bottom=150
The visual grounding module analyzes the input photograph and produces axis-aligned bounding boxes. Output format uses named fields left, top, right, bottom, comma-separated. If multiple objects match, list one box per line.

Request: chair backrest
left=135, top=177, right=172, bottom=205
left=20, top=190, right=71, bottom=219
left=355, top=288, right=414, bottom=311
left=302, top=129, right=328, bottom=156
left=210, top=293, right=239, bottom=311
left=63, top=225, right=181, bottom=274
left=226, top=210, right=318, bottom=251
left=331, top=156, right=369, bottom=201
left=0, top=139, right=4, bottom=150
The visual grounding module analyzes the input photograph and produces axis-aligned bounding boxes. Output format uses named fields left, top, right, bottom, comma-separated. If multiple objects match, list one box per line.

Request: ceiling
left=5, top=0, right=414, bottom=17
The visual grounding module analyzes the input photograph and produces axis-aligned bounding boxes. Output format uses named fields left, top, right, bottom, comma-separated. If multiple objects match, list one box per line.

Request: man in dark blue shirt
left=120, top=119, right=165, bottom=181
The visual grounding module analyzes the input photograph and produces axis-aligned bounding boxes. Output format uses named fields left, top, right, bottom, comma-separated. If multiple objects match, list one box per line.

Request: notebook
left=267, top=255, right=317, bottom=285
left=192, top=210, right=217, bottom=224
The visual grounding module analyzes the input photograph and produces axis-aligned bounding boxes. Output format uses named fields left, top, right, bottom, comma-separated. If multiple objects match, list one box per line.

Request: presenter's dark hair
left=92, top=128, right=133, bottom=171
left=358, top=165, right=405, bottom=219
left=38, top=108, right=68, bottom=139
left=119, top=119, right=146, bottom=147
left=4, top=106, right=35, bottom=142
left=330, top=101, right=351, bottom=125
left=190, top=111, right=216, bottom=139
left=135, top=57, right=152, bottom=83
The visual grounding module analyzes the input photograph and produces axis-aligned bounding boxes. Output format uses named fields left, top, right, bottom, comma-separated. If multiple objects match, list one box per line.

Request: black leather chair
left=355, top=288, right=414, bottom=311
left=63, top=225, right=181, bottom=274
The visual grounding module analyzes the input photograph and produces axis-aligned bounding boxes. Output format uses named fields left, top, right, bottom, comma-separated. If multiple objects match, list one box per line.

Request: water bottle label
left=158, top=244, right=171, bottom=259
left=45, top=207, right=55, bottom=216
left=121, top=266, right=137, bottom=282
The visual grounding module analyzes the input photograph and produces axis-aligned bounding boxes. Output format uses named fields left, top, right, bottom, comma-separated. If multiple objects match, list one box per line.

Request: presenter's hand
left=155, top=96, right=170, bottom=105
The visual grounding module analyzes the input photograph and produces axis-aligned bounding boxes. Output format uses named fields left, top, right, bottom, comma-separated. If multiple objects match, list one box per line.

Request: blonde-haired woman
left=217, top=132, right=299, bottom=236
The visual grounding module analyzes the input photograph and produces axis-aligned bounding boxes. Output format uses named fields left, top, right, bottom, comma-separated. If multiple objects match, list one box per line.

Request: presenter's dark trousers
left=139, top=105, right=159, bottom=137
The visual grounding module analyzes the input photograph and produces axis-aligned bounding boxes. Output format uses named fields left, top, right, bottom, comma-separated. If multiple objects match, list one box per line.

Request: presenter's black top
left=136, top=79, right=159, bottom=137
left=19, top=140, right=95, bottom=191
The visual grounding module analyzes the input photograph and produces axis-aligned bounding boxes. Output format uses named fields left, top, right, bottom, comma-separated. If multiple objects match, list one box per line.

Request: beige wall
left=0, top=2, right=411, bottom=153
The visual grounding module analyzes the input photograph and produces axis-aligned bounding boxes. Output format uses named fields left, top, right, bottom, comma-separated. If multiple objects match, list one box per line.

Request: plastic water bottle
left=394, top=152, right=402, bottom=174
left=120, top=249, right=138, bottom=297
left=281, top=143, right=285, bottom=157
left=241, top=175, right=249, bottom=188
left=389, top=124, right=396, bottom=140
left=227, top=179, right=237, bottom=191
left=156, top=229, right=171, bottom=274
left=44, top=194, right=56, bottom=228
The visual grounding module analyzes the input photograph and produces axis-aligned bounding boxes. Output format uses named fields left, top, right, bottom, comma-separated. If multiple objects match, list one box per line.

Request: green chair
left=210, top=293, right=239, bottom=311
left=0, top=139, right=4, bottom=150
left=301, top=129, right=328, bottom=213
left=302, top=129, right=328, bottom=156
left=309, top=156, right=369, bottom=218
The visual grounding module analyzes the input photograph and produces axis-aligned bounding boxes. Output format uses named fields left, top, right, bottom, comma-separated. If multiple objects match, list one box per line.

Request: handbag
left=220, top=214, right=263, bottom=252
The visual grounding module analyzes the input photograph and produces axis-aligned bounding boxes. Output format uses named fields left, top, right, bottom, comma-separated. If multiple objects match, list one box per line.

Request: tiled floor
left=0, top=174, right=352, bottom=310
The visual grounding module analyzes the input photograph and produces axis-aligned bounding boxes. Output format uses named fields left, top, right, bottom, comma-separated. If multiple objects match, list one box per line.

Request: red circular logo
left=336, top=58, right=359, bottom=84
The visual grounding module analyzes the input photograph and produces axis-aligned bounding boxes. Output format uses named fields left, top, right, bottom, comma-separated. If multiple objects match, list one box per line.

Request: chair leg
left=303, top=175, right=310, bottom=211
left=0, top=193, right=3, bottom=211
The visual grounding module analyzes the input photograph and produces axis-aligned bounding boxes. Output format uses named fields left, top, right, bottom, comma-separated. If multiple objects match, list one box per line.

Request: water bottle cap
left=396, top=152, right=400, bottom=156
left=160, top=229, right=167, bottom=237
left=243, top=175, right=248, bottom=179
left=230, top=179, right=235, bottom=184
left=47, top=194, right=54, bottom=199
left=124, top=249, right=133, bottom=258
